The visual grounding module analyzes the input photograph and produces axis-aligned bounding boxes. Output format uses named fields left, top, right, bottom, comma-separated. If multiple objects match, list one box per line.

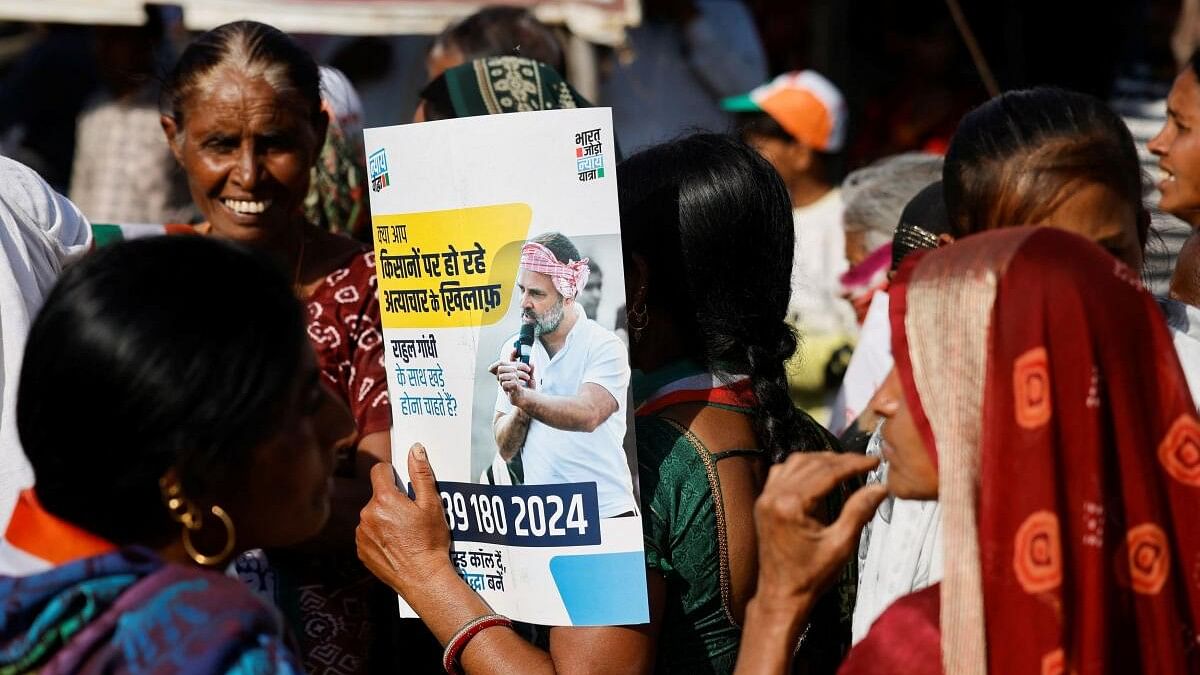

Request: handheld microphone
left=513, top=322, right=537, bottom=388
left=516, top=322, right=536, bottom=365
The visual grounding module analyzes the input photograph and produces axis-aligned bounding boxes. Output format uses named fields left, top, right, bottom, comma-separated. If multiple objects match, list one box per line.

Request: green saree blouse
left=635, top=362, right=853, bottom=674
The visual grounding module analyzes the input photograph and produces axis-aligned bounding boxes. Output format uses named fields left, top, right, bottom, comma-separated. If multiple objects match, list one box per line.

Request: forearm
left=518, top=390, right=608, bottom=432
left=406, top=565, right=558, bottom=675
left=733, top=594, right=814, bottom=675
left=495, top=410, right=532, bottom=461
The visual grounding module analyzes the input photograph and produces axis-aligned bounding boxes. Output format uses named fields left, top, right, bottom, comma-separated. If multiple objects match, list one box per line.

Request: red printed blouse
left=305, top=248, right=391, bottom=443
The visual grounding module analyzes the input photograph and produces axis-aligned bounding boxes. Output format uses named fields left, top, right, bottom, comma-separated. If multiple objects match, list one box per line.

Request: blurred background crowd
left=2, top=2, right=1200, bottom=673
left=0, top=0, right=1193, bottom=418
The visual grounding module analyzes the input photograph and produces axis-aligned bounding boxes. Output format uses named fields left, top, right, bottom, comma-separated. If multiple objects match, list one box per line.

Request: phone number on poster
left=433, top=480, right=602, bottom=547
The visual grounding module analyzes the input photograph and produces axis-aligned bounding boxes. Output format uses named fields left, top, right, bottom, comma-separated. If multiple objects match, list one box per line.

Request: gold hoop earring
left=159, top=477, right=236, bottom=566
left=182, top=505, right=236, bottom=566
left=628, top=299, right=649, bottom=342
left=161, top=477, right=200, bottom=529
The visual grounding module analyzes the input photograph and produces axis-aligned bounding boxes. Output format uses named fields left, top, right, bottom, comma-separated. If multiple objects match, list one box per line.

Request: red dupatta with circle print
left=841, top=228, right=1200, bottom=674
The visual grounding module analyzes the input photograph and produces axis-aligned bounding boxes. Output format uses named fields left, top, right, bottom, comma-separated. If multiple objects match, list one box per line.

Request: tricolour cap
left=722, top=70, right=847, bottom=153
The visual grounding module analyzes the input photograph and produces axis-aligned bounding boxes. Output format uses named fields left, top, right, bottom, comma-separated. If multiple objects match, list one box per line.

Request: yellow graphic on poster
left=371, top=203, right=531, bottom=329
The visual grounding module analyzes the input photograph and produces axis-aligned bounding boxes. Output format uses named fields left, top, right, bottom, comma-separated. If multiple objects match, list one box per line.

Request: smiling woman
left=158, top=21, right=418, bottom=673
left=161, top=54, right=322, bottom=245
left=1150, top=56, right=1200, bottom=226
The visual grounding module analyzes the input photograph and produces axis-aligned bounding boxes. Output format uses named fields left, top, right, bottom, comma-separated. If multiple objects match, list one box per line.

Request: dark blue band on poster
left=424, top=480, right=603, bottom=547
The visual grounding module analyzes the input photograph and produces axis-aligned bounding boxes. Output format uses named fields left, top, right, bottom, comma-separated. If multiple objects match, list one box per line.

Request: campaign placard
left=365, top=108, right=647, bottom=626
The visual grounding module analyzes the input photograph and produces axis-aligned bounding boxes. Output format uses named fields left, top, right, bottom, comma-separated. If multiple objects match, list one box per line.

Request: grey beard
left=534, top=298, right=566, bottom=334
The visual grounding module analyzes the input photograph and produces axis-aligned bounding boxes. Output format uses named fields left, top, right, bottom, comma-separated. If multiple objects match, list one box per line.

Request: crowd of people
left=0, top=6, right=1197, bottom=675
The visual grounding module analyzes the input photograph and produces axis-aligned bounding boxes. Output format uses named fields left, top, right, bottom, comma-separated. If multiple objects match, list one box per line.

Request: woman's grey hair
left=842, top=152, right=944, bottom=253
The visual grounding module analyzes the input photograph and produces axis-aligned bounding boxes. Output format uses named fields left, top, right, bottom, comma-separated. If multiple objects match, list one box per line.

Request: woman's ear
left=787, top=141, right=815, bottom=174
left=161, top=115, right=184, bottom=165
left=158, top=466, right=194, bottom=523
left=936, top=233, right=956, bottom=248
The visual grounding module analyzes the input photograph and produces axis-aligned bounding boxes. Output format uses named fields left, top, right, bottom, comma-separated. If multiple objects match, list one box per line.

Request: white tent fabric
left=0, top=0, right=637, bottom=44
left=0, top=0, right=145, bottom=26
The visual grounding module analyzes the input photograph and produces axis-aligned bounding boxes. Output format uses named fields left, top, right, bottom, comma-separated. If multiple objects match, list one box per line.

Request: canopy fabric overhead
left=0, top=0, right=637, bottom=44
left=0, top=0, right=146, bottom=27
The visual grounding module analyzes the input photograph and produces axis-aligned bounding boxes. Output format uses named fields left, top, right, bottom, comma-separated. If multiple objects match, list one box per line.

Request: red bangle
left=442, top=613, right=513, bottom=674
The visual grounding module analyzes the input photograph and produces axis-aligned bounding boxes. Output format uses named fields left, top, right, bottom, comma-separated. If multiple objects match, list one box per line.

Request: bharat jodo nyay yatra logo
left=369, top=148, right=390, bottom=192
left=574, top=128, right=605, bottom=182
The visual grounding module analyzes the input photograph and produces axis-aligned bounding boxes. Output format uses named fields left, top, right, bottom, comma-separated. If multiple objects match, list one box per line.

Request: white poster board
left=364, top=108, right=648, bottom=626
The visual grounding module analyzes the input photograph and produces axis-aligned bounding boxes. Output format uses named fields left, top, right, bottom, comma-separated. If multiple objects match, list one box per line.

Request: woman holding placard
left=358, top=134, right=859, bottom=673
left=158, top=21, right=411, bottom=673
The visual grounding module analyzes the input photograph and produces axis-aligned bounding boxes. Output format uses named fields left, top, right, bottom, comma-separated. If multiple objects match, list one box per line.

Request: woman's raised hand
left=356, top=443, right=452, bottom=598
left=736, top=452, right=887, bottom=675
left=754, top=451, right=887, bottom=608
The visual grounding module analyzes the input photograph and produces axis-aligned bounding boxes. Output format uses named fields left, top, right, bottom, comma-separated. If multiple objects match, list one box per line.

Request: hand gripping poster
left=364, top=108, right=648, bottom=626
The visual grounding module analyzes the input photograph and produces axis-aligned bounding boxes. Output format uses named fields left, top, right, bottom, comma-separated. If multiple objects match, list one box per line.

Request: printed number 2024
left=512, top=493, right=589, bottom=537
left=440, top=491, right=590, bottom=538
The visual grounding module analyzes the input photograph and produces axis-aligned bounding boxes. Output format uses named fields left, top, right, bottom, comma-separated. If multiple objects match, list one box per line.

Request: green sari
left=635, top=361, right=854, bottom=674
left=420, top=56, right=592, bottom=122
left=448, top=56, right=588, bottom=115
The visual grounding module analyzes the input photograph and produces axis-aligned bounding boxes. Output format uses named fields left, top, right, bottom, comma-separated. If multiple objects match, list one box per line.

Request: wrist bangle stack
left=442, top=613, right=513, bottom=674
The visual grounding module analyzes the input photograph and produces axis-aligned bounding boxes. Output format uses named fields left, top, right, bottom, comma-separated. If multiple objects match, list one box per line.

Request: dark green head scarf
left=421, top=56, right=591, bottom=119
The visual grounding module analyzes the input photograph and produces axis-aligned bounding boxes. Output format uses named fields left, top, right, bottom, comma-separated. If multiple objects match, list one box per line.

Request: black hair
left=618, top=133, right=830, bottom=460
left=943, top=87, right=1144, bottom=242
left=734, top=111, right=843, bottom=183
left=734, top=111, right=794, bottom=142
left=1191, top=49, right=1200, bottom=82
left=531, top=231, right=582, bottom=267
left=432, top=6, right=566, bottom=75
left=17, top=236, right=307, bottom=547
left=891, top=181, right=951, bottom=270
left=161, top=20, right=322, bottom=127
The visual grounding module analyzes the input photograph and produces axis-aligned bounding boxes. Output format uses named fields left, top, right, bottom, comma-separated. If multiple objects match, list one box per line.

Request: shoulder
left=1160, top=296, right=1199, bottom=336
left=308, top=244, right=378, bottom=319
left=0, top=155, right=91, bottom=255
left=839, top=585, right=942, bottom=675
left=0, top=155, right=67, bottom=220
left=581, top=318, right=626, bottom=354
left=139, top=563, right=282, bottom=621
left=109, top=562, right=296, bottom=667
left=636, top=415, right=690, bottom=455
left=318, top=244, right=375, bottom=287
left=495, top=334, right=521, bottom=361
left=824, top=187, right=845, bottom=210
left=637, top=416, right=717, bottom=541
left=798, top=407, right=840, bottom=451
left=636, top=415, right=711, bottom=484
left=812, top=189, right=846, bottom=225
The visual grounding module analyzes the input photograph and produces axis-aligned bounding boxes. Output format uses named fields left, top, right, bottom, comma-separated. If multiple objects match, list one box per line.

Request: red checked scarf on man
left=519, top=242, right=590, bottom=298
left=841, top=228, right=1200, bottom=674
